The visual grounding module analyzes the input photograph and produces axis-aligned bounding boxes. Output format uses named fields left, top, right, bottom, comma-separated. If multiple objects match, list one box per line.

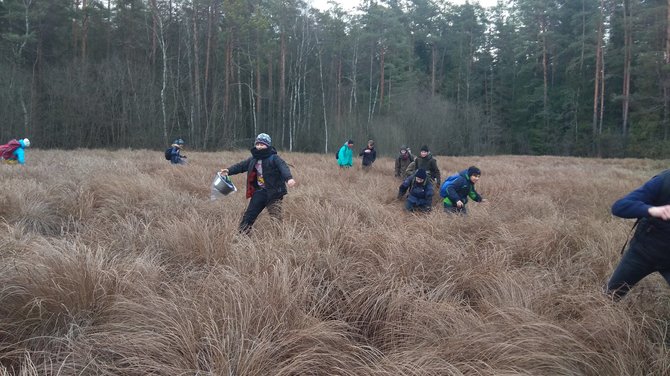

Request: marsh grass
left=0, top=149, right=668, bottom=375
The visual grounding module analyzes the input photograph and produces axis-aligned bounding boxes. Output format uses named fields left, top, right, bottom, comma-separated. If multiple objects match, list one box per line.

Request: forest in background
left=1, top=0, right=670, bottom=157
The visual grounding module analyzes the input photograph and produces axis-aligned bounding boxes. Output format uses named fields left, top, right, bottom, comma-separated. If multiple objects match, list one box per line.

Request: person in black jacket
left=606, top=170, right=670, bottom=300
left=220, top=133, right=296, bottom=234
left=359, top=140, right=377, bottom=170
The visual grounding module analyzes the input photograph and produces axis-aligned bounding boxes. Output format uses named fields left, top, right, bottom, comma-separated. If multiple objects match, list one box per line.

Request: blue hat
left=173, top=138, right=185, bottom=145
left=415, top=169, right=427, bottom=180
left=256, top=133, right=272, bottom=147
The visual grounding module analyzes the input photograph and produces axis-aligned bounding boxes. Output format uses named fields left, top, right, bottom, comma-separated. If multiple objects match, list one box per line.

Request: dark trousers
left=607, top=232, right=670, bottom=299
left=239, top=189, right=283, bottom=234
left=444, top=204, right=467, bottom=215
left=405, top=200, right=431, bottom=212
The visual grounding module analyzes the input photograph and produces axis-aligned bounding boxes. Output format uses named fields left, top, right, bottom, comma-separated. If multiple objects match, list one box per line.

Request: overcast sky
left=310, top=0, right=500, bottom=12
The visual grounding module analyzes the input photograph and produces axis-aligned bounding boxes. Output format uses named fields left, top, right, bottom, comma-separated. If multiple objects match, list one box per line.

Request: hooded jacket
left=337, top=143, right=354, bottom=167
left=227, top=147, right=293, bottom=199
left=13, top=139, right=27, bottom=165
left=169, top=144, right=185, bottom=164
left=399, top=173, right=434, bottom=206
left=443, top=169, right=482, bottom=207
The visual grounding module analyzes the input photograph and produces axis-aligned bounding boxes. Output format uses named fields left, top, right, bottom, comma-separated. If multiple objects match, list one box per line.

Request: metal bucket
left=212, top=172, right=237, bottom=195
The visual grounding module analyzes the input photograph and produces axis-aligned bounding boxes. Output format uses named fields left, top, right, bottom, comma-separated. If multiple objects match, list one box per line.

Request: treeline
left=0, top=0, right=669, bottom=157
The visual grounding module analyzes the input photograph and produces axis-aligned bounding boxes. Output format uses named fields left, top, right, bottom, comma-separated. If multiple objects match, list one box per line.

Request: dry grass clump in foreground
left=0, top=149, right=668, bottom=375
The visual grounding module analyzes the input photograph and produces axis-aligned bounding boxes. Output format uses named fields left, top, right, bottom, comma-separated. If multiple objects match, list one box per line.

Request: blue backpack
left=439, top=173, right=463, bottom=198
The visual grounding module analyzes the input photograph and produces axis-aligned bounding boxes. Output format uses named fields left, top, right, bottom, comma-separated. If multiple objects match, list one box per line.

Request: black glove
left=182, top=155, right=188, bottom=159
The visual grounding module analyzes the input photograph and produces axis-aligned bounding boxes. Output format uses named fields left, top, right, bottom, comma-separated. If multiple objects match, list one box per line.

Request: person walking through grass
left=440, top=166, right=485, bottom=215
left=606, top=170, right=670, bottom=300
left=405, top=145, right=441, bottom=185
left=398, top=169, right=434, bottom=212
left=337, top=139, right=354, bottom=168
left=359, top=140, right=377, bottom=170
left=395, top=145, right=414, bottom=178
left=0, top=138, right=30, bottom=165
left=220, top=133, right=296, bottom=234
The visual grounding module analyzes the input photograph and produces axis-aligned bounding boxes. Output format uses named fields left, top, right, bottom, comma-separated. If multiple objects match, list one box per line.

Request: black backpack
left=335, top=146, right=340, bottom=160
left=164, top=147, right=173, bottom=160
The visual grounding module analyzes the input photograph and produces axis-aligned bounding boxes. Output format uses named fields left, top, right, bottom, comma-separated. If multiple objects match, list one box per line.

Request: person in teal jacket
left=337, top=139, right=354, bottom=168
left=0, top=138, right=30, bottom=165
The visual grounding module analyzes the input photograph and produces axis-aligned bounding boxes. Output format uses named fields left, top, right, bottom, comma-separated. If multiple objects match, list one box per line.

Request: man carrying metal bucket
left=220, top=133, right=296, bottom=234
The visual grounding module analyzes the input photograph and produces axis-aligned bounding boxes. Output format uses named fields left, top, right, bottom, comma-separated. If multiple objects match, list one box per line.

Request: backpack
left=439, top=173, right=463, bottom=198
left=0, top=139, right=21, bottom=160
left=164, top=147, right=173, bottom=160
left=335, top=146, right=340, bottom=160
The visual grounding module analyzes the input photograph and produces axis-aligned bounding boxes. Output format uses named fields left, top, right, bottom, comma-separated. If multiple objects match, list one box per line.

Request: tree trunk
left=431, top=43, right=436, bottom=96
left=541, top=16, right=548, bottom=129
left=72, top=0, right=80, bottom=59
left=316, top=33, right=329, bottom=153
left=203, top=0, right=217, bottom=148
left=81, top=0, right=88, bottom=60
left=379, top=45, right=385, bottom=108
left=349, top=39, right=358, bottom=115
left=192, top=6, right=201, bottom=146
left=280, top=32, right=287, bottom=147
left=665, top=0, right=670, bottom=140
left=337, top=56, right=342, bottom=122
left=593, top=0, right=604, bottom=152
left=622, top=0, right=632, bottom=136
left=150, top=0, right=168, bottom=145
left=224, top=33, right=232, bottom=133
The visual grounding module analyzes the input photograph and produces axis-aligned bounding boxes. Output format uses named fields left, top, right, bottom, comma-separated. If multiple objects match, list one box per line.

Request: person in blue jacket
left=398, top=169, right=434, bottom=212
left=168, top=138, right=187, bottom=164
left=442, top=166, right=485, bottom=214
left=606, top=170, right=670, bottom=299
left=0, top=138, right=30, bottom=165
left=337, top=139, right=354, bottom=168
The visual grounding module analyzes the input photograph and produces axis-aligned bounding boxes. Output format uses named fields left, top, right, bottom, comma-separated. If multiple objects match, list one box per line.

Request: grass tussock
left=0, top=149, right=668, bottom=375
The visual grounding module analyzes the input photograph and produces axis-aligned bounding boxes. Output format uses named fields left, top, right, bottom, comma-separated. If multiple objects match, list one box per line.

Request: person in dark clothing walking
left=395, top=145, right=414, bottom=178
left=359, top=140, right=377, bottom=170
left=606, top=170, right=670, bottom=299
left=398, top=169, right=434, bottom=212
left=442, top=166, right=484, bottom=215
left=405, top=145, right=441, bottom=186
left=220, top=133, right=296, bottom=234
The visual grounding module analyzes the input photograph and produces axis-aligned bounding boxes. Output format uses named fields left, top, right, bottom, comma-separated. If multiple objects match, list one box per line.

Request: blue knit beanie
left=255, top=133, right=272, bottom=147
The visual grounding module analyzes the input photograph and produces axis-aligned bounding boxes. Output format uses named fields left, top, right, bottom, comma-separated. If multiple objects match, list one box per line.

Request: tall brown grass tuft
left=0, top=150, right=668, bottom=375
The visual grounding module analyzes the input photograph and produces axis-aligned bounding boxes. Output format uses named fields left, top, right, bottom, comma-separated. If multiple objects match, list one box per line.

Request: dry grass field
left=0, top=148, right=669, bottom=375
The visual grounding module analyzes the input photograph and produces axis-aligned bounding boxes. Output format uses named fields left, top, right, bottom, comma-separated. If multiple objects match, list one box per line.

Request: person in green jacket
left=337, top=139, right=354, bottom=168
